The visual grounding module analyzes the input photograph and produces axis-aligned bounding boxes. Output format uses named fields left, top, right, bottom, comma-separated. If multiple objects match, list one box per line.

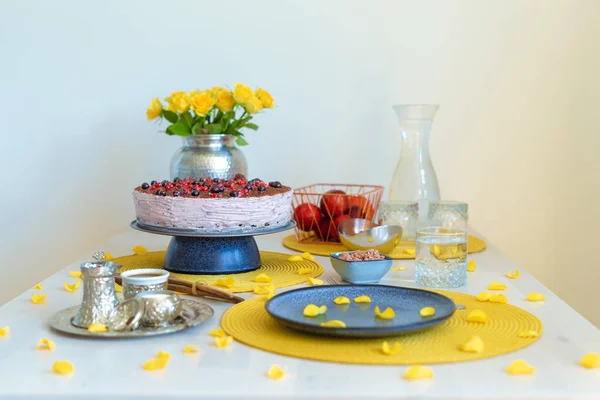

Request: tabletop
left=0, top=228, right=598, bottom=400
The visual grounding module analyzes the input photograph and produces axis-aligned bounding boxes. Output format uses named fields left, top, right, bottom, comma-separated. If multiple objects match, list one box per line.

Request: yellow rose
left=256, top=88, right=274, bottom=108
left=146, top=97, right=163, bottom=120
left=211, top=86, right=225, bottom=98
left=233, top=83, right=254, bottom=104
left=244, top=96, right=263, bottom=114
left=190, top=92, right=215, bottom=116
left=165, top=91, right=190, bottom=113
left=215, top=90, right=235, bottom=112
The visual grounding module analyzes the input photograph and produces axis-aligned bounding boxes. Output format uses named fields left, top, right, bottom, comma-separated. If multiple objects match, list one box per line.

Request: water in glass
left=416, top=228, right=467, bottom=288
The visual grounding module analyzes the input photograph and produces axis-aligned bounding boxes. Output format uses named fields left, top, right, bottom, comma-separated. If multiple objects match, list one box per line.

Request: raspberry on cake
left=132, top=175, right=293, bottom=232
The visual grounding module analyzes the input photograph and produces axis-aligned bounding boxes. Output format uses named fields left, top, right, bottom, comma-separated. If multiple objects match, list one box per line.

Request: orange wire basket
left=292, top=183, right=384, bottom=244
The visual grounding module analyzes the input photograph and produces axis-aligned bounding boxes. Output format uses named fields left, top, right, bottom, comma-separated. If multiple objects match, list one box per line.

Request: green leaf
left=181, top=112, right=194, bottom=127
left=165, top=126, right=175, bottom=136
left=236, top=136, right=249, bottom=146
left=206, top=123, right=223, bottom=134
left=169, top=121, right=191, bottom=136
left=163, top=110, right=178, bottom=124
left=244, top=123, right=259, bottom=131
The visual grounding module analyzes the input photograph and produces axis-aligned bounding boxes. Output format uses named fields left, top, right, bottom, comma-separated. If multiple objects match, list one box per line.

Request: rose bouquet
left=146, top=84, right=274, bottom=146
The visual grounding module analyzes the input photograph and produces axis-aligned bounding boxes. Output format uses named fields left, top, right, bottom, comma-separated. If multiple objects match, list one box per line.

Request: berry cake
left=132, top=175, right=293, bottom=232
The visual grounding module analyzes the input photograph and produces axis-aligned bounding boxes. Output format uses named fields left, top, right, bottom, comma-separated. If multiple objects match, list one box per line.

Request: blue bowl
left=329, top=252, right=393, bottom=284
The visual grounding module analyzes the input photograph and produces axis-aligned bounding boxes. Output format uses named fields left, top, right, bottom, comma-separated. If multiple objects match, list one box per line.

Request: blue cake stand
left=130, top=220, right=296, bottom=275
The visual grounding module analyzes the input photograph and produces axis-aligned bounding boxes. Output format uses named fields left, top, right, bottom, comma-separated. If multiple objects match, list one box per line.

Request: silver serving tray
left=130, top=219, right=296, bottom=238
left=48, top=298, right=214, bottom=338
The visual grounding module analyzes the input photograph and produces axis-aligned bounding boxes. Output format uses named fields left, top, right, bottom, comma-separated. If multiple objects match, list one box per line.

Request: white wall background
left=0, top=0, right=598, bottom=326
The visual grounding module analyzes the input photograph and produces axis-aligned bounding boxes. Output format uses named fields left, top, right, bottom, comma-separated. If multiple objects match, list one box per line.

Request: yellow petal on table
left=487, top=281, right=507, bottom=291
left=354, top=295, right=372, bottom=303
left=69, top=271, right=83, bottom=279
left=374, top=306, right=395, bottom=320
left=381, top=341, right=401, bottom=356
left=216, top=276, right=235, bottom=289
left=31, top=293, right=47, bottom=304
left=260, top=292, right=276, bottom=300
left=307, top=277, right=323, bottom=286
left=518, top=330, right=540, bottom=339
left=209, top=327, right=226, bottom=337
left=420, top=307, right=436, bottom=317
left=34, top=283, right=43, bottom=290
left=156, top=350, right=170, bottom=360
left=403, top=248, right=416, bottom=256
left=300, top=252, right=314, bottom=261
left=333, top=296, right=350, bottom=305
left=580, top=352, right=600, bottom=369
left=87, top=323, right=108, bottom=333
left=458, top=336, right=485, bottom=353
left=466, top=309, right=489, bottom=323
left=267, top=364, right=286, bottom=380
left=303, top=304, right=327, bottom=317
left=0, top=326, right=9, bottom=337
left=214, top=335, right=233, bottom=349
left=143, top=357, right=168, bottom=371
left=526, top=292, right=545, bottom=302
left=476, top=292, right=492, bottom=302
left=467, top=260, right=477, bottom=272
left=132, top=245, right=147, bottom=255
left=183, top=345, right=200, bottom=354
left=114, top=284, right=122, bottom=293
left=320, top=320, right=346, bottom=328
left=507, top=269, right=521, bottom=279
left=253, top=273, right=272, bottom=283
left=288, top=255, right=304, bottom=262
left=489, top=293, right=508, bottom=304
left=63, top=279, right=81, bottom=292
left=506, top=359, right=536, bottom=375
left=390, top=266, right=407, bottom=271
left=104, top=252, right=113, bottom=260
left=37, top=338, right=56, bottom=351
left=403, top=365, right=434, bottom=380
left=254, top=284, right=275, bottom=295
left=52, top=360, right=74, bottom=375
left=297, top=266, right=312, bottom=275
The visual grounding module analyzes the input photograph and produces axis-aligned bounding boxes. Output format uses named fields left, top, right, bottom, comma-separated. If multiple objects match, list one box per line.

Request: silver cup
left=121, top=269, right=169, bottom=300
left=135, top=291, right=182, bottom=328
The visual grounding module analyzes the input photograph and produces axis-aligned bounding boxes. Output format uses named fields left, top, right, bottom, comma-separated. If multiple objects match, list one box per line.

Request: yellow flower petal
left=320, top=320, right=346, bottom=328
left=374, top=305, right=395, bottom=320
left=0, top=326, right=9, bottom=337
left=87, top=323, right=108, bottom=333
left=518, top=330, right=540, bottom=338
left=63, top=279, right=81, bottom=292
left=476, top=292, right=492, bottom=302
left=333, top=296, right=350, bottom=305
left=209, top=327, right=226, bottom=337
left=526, top=292, right=545, bottom=302
left=381, top=341, right=401, bottom=356
left=156, top=350, right=170, bottom=360
left=288, top=255, right=304, bottom=262
left=253, top=284, right=275, bottom=295
left=267, top=364, right=286, bottom=379
left=507, top=269, right=520, bottom=279
left=215, top=336, right=233, bottom=349
left=458, top=336, right=485, bottom=353
left=69, top=271, right=83, bottom=279
left=115, top=284, right=122, bottom=293
left=132, top=245, right=147, bottom=255
left=143, top=357, right=168, bottom=371
left=466, top=309, right=489, bottom=323
left=403, top=248, right=416, bottom=256
left=354, top=295, right=372, bottom=303
left=104, top=252, right=113, bottom=260
left=580, top=352, right=600, bottom=369
left=403, top=365, right=433, bottom=380
left=300, top=252, right=314, bottom=261
left=216, top=276, right=235, bottom=289
left=489, top=293, right=508, bottom=304
left=34, top=283, right=43, bottom=290
left=253, top=273, right=272, bottom=283
left=390, top=266, right=407, bottom=271
left=467, top=260, right=477, bottom=272
left=487, top=281, right=507, bottom=291
left=420, top=307, right=436, bottom=317
left=31, top=293, right=47, bottom=304
left=297, top=266, right=312, bottom=275
left=37, top=338, right=56, bottom=350
left=303, top=304, right=327, bottom=317
left=307, top=277, right=323, bottom=286
left=52, top=360, right=74, bottom=375
left=183, top=345, right=199, bottom=354
left=506, top=359, right=535, bottom=375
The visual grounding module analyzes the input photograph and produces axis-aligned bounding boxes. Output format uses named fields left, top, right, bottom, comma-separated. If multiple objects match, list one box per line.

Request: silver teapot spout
left=71, top=260, right=120, bottom=328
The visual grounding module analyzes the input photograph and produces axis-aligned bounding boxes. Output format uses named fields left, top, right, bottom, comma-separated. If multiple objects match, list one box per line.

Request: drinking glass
left=376, top=201, right=418, bottom=240
left=415, top=201, right=468, bottom=288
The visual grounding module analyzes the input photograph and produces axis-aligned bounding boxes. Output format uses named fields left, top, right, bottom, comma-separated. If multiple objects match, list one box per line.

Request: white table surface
left=0, top=228, right=598, bottom=400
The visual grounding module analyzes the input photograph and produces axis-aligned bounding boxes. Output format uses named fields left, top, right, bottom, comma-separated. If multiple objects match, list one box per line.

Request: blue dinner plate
left=265, top=285, right=456, bottom=338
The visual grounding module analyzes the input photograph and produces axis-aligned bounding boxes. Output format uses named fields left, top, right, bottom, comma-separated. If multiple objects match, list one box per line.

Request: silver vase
left=170, top=134, right=248, bottom=180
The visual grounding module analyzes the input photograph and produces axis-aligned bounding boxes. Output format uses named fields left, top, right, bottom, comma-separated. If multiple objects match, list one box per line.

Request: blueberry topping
left=191, top=180, right=199, bottom=185
left=151, top=180, right=158, bottom=185
left=210, top=186, right=221, bottom=194
left=229, top=191, right=240, bottom=197
left=158, top=190, right=167, bottom=196
left=269, top=181, right=282, bottom=188
left=203, top=182, right=211, bottom=187
left=173, top=190, right=181, bottom=197
left=141, top=182, right=150, bottom=190
left=233, top=174, right=246, bottom=180
left=257, top=185, right=266, bottom=192
left=173, top=177, right=181, bottom=182
left=244, top=184, right=253, bottom=190
left=161, top=180, right=169, bottom=187
left=213, top=178, right=221, bottom=183
left=199, top=178, right=205, bottom=182
left=154, top=190, right=161, bottom=195
left=223, top=180, right=230, bottom=186
left=191, top=190, right=199, bottom=197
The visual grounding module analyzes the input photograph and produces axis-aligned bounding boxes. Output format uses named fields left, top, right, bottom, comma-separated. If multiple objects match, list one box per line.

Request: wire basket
left=292, top=183, right=384, bottom=244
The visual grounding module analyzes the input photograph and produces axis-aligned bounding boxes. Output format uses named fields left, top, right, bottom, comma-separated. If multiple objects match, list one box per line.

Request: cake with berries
left=132, top=175, right=293, bottom=232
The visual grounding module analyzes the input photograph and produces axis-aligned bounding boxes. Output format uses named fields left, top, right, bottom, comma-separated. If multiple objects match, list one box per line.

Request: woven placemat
left=282, top=235, right=487, bottom=259
left=221, top=292, right=542, bottom=365
left=114, top=251, right=323, bottom=293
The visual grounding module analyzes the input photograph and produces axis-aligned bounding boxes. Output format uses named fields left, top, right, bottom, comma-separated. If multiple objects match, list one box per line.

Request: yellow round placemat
left=114, top=251, right=323, bottom=293
left=282, top=234, right=487, bottom=259
left=221, top=292, right=542, bottom=365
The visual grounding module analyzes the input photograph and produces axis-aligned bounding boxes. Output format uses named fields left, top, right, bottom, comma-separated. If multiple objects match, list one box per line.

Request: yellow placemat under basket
left=114, top=251, right=323, bottom=293
left=282, top=234, right=487, bottom=259
left=221, top=291, right=542, bottom=365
